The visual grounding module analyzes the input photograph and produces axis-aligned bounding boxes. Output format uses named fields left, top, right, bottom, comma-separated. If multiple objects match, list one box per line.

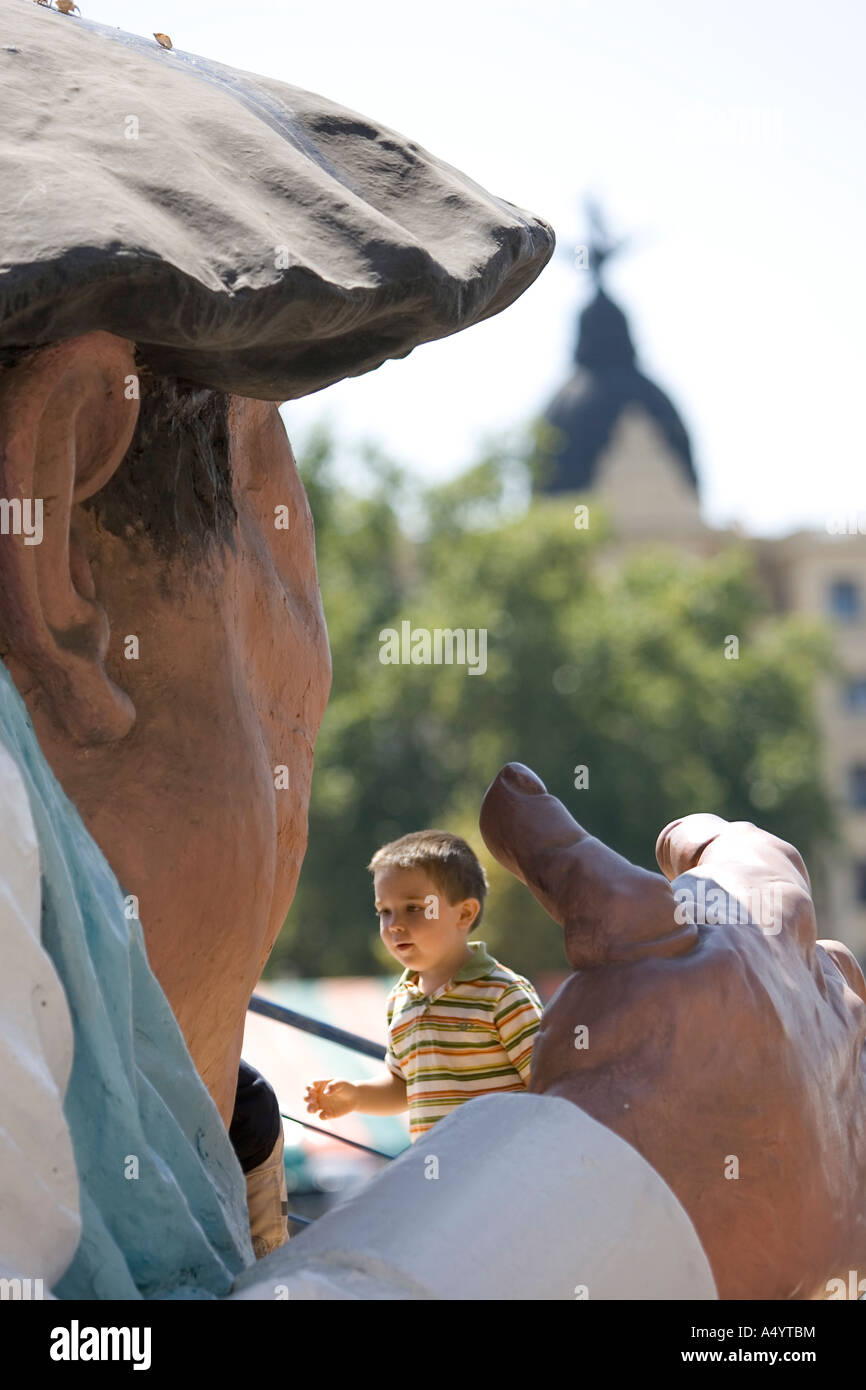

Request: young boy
left=304, top=830, right=543, bottom=1141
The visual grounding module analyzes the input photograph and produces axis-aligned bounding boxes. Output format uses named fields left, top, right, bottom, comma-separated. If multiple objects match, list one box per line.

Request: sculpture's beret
left=0, top=4, right=554, bottom=400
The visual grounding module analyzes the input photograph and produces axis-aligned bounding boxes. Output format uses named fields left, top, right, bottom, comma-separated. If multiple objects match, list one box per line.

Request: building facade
left=541, top=275, right=866, bottom=960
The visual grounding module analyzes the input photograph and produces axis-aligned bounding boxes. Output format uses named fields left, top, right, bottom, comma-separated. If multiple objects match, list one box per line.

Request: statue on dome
left=543, top=199, right=697, bottom=500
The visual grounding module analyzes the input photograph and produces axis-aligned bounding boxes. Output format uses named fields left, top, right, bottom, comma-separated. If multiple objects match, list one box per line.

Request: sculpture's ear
left=0, top=332, right=140, bottom=744
left=480, top=763, right=698, bottom=968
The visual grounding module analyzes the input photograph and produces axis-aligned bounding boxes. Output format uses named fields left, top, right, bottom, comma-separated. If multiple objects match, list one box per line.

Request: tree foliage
left=268, top=426, right=834, bottom=980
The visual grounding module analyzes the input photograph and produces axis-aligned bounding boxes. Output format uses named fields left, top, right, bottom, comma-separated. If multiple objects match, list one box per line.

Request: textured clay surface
left=0, top=3, right=553, bottom=400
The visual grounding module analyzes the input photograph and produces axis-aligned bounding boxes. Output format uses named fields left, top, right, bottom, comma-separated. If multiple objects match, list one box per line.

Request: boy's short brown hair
left=368, top=830, right=489, bottom=928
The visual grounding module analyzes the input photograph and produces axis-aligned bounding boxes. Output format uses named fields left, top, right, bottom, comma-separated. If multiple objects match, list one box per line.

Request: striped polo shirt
left=384, top=940, right=543, bottom=1141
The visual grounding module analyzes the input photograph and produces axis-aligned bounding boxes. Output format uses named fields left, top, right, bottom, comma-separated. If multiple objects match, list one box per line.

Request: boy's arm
left=494, top=981, right=543, bottom=1086
left=305, top=1067, right=406, bottom=1119
left=352, top=1069, right=407, bottom=1115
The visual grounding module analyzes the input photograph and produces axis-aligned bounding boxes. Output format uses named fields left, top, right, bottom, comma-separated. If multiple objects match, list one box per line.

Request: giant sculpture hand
left=480, top=763, right=866, bottom=1301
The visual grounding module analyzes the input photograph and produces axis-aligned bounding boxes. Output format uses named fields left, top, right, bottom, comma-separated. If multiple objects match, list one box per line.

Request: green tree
left=268, top=428, right=834, bottom=981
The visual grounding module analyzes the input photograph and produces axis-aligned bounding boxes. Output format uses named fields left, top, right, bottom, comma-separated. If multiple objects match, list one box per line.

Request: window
left=845, top=680, right=866, bottom=712
left=849, top=765, right=866, bottom=808
left=829, top=580, right=860, bottom=621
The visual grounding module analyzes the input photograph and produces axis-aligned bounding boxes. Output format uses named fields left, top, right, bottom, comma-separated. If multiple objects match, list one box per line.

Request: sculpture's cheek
left=227, top=400, right=331, bottom=942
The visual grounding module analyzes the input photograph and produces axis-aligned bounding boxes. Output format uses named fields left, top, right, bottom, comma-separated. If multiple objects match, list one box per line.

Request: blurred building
left=539, top=255, right=866, bottom=959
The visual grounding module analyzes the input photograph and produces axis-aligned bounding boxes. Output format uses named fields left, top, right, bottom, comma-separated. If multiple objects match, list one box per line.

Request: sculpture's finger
left=480, top=763, right=697, bottom=968
left=820, top=939, right=866, bottom=1006
left=655, top=813, right=816, bottom=949
left=654, top=815, right=729, bottom=881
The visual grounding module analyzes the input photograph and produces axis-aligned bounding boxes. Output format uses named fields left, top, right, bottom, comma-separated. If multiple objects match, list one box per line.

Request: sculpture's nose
left=480, top=763, right=698, bottom=968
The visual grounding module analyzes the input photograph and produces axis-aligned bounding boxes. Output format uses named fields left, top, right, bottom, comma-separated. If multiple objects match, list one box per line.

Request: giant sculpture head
left=481, top=763, right=866, bottom=1300
left=0, top=339, right=335, bottom=1120
left=0, top=5, right=554, bottom=1121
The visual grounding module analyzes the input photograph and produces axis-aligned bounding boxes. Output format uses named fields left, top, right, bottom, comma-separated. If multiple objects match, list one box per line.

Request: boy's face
left=374, top=865, right=479, bottom=975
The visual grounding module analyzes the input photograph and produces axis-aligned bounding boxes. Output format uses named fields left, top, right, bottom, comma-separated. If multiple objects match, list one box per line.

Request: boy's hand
left=304, top=1079, right=358, bottom=1120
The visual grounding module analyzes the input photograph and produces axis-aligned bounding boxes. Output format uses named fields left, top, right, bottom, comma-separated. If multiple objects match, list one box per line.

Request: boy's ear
left=461, top=897, right=482, bottom=930
left=0, top=332, right=140, bottom=745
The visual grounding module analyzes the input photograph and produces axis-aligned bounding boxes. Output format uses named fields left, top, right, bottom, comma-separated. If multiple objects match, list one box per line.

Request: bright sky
left=68, top=0, right=864, bottom=535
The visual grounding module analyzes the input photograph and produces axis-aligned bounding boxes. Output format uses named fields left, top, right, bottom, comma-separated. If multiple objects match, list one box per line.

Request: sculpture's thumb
left=480, top=763, right=697, bottom=968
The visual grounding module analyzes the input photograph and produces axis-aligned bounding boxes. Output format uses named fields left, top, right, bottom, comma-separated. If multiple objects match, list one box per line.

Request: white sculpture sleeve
left=0, top=737, right=81, bottom=1292
left=229, top=1091, right=717, bottom=1301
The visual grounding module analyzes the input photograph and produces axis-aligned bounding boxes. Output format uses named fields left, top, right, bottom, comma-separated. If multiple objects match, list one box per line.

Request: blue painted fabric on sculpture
left=0, top=658, right=254, bottom=1298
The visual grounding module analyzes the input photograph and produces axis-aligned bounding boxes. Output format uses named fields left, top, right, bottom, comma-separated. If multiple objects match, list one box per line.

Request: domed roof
left=541, top=287, right=697, bottom=495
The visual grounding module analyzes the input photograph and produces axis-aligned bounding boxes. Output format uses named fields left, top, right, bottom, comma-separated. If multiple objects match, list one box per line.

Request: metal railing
left=248, top=994, right=385, bottom=1060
